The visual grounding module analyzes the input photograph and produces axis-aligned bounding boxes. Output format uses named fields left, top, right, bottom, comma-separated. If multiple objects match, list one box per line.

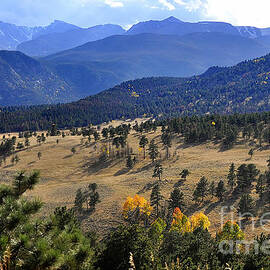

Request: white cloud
left=174, top=0, right=202, bottom=12
left=104, top=0, right=124, bottom=8
left=203, top=0, right=270, bottom=27
left=159, top=0, right=176, bottom=10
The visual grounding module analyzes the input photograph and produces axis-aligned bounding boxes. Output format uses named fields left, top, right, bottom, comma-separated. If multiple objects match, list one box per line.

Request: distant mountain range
left=5, top=16, right=270, bottom=57
left=0, top=20, right=80, bottom=50
left=127, top=16, right=270, bottom=39
left=17, top=24, right=125, bottom=57
left=1, top=30, right=270, bottom=106
left=2, top=53, right=270, bottom=132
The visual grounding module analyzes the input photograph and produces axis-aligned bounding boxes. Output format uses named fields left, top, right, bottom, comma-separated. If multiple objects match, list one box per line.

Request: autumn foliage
left=190, top=212, right=211, bottom=231
left=171, top=207, right=191, bottom=233
left=122, top=194, right=153, bottom=219
left=171, top=208, right=210, bottom=233
left=217, top=220, right=245, bottom=241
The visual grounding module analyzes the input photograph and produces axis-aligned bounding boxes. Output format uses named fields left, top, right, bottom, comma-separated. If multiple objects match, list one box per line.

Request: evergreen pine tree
left=238, top=194, right=254, bottom=218
left=161, top=131, right=172, bottom=159
left=216, top=180, right=226, bottom=201
left=126, top=155, right=133, bottom=169
left=25, top=137, right=30, bottom=147
left=139, top=135, right=148, bottom=159
left=148, top=139, right=159, bottom=163
left=180, top=169, right=190, bottom=180
left=94, top=131, right=100, bottom=142
left=267, top=156, right=270, bottom=169
left=14, top=154, right=20, bottom=164
left=41, top=133, right=46, bottom=143
left=168, top=188, right=185, bottom=212
left=102, top=128, right=109, bottom=139
left=236, top=164, right=259, bottom=191
left=247, top=164, right=260, bottom=186
left=88, top=183, right=100, bottom=211
left=248, top=148, right=254, bottom=159
left=49, top=124, right=58, bottom=136
left=265, top=170, right=270, bottom=190
left=209, top=181, right=216, bottom=198
left=36, top=135, right=42, bottom=144
left=11, top=156, right=15, bottom=166
left=150, top=183, right=163, bottom=217
left=193, top=176, right=209, bottom=203
left=71, top=147, right=76, bottom=155
left=74, top=188, right=84, bottom=213
left=227, top=163, right=236, bottom=190
left=153, top=163, right=163, bottom=181
left=256, top=174, right=266, bottom=200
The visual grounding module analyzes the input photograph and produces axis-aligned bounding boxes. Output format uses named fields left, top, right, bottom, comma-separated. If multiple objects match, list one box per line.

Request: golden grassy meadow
left=1, top=119, right=270, bottom=239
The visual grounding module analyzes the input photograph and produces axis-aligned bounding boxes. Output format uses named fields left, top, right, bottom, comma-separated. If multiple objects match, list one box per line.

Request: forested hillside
left=0, top=50, right=77, bottom=105
left=2, top=54, right=270, bottom=132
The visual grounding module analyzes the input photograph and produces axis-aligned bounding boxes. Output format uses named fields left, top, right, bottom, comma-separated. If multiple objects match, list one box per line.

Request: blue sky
left=1, top=0, right=270, bottom=29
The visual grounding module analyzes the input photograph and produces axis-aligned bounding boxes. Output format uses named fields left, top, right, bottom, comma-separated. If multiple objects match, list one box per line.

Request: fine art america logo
left=219, top=206, right=270, bottom=255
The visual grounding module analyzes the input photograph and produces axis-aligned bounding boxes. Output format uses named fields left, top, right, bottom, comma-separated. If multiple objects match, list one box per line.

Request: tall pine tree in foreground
left=0, top=171, right=96, bottom=269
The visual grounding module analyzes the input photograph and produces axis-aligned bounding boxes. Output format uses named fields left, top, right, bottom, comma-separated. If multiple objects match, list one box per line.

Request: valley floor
left=1, top=120, right=270, bottom=239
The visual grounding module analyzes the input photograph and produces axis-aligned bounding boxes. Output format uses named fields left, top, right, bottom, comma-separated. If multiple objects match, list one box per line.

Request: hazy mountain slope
left=43, top=32, right=270, bottom=97
left=0, top=50, right=78, bottom=106
left=17, top=24, right=125, bottom=56
left=127, top=17, right=240, bottom=36
left=0, top=20, right=79, bottom=50
left=3, top=53, right=270, bottom=131
left=31, top=20, right=80, bottom=39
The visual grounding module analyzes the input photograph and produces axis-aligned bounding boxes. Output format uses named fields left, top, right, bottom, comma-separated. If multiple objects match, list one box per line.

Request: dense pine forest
left=2, top=53, right=270, bottom=132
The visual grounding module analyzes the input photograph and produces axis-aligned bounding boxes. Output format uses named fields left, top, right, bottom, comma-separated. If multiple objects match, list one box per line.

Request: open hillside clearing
left=1, top=119, right=270, bottom=239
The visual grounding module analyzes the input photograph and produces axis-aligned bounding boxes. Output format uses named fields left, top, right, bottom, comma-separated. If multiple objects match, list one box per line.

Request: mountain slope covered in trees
left=0, top=50, right=77, bottom=105
left=3, top=53, right=270, bottom=131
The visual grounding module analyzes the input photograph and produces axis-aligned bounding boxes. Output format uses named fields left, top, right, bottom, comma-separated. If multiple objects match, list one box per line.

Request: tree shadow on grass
left=28, top=161, right=36, bottom=165
left=137, top=179, right=169, bottom=194
left=63, top=154, right=73, bottom=159
left=114, top=167, right=130, bottom=176
left=239, top=218, right=254, bottom=230
left=174, top=179, right=185, bottom=188
left=205, top=200, right=221, bottom=215
left=4, top=164, right=13, bottom=169
left=80, top=158, right=123, bottom=175
left=129, top=162, right=155, bottom=175
left=258, top=145, right=270, bottom=151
